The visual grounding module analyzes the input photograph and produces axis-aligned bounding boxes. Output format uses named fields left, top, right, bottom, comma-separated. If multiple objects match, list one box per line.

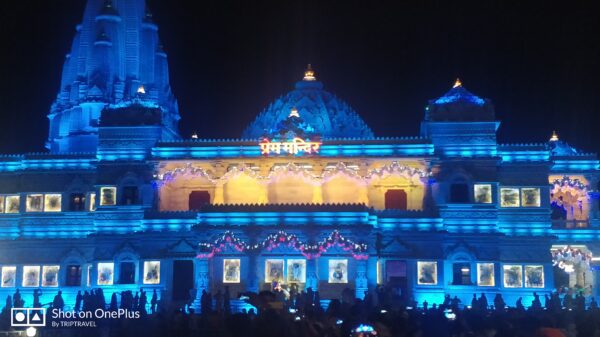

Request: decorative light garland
left=153, top=163, right=215, bottom=187
left=551, top=246, right=592, bottom=273
left=197, top=230, right=368, bottom=260
left=365, top=161, right=431, bottom=180
left=552, top=176, right=588, bottom=191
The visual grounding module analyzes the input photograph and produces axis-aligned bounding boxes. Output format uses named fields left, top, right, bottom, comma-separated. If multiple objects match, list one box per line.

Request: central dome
left=242, top=66, right=374, bottom=139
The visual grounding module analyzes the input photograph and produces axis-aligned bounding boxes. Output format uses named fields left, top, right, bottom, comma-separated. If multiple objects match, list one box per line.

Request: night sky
left=0, top=1, right=599, bottom=154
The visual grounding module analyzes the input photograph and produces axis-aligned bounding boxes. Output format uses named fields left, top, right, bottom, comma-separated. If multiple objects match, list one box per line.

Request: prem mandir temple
left=0, top=0, right=599, bottom=312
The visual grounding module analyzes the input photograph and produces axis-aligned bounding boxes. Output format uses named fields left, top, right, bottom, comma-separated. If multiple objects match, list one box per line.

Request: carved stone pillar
left=355, top=259, right=368, bottom=299
left=193, top=258, right=210, bottom=312
left=421, top=177, right=436, bottom=211
left=247, top=252, right=259, bottom=292
left=306, top=258, right=318, bottom=291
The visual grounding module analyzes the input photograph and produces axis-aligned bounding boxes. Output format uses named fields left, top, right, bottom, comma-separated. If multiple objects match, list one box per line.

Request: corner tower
left=420, top=79, right=499, bottom=157
left=46, top=0, right=180, bottom=153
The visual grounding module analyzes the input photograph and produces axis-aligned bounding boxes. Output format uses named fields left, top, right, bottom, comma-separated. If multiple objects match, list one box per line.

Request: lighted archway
left=321, top=165, right=367, bottom=204
left=158, top=166, right=216, bottom=211
left=366, top=162, right=426, bottom=210
left=221, top=168, right=266, bottom=204
left=267, top=164, right=319, bottom=204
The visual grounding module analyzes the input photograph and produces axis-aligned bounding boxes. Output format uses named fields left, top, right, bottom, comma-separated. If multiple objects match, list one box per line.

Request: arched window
left=452, top=262, right=472, bottom=285
left=121, top=186, right=139, bottom=205
left=385, top=189, right=407, bottom=210
left=450, top=181, right=469, bottom=203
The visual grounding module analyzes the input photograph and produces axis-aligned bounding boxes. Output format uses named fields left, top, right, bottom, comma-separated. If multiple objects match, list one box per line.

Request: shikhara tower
left=0, top=0, right=599, bottom=314
left=46, top=0, right=180, bottom=153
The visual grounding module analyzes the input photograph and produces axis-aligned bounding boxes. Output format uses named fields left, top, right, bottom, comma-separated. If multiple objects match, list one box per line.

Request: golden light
left=137, top=85, right=146, bottom=94
left=453, top=78, right=462, bottom=88
left=550, top=130, right=559, bottom=142
left=289, top=107, right=300, bottom=118
left=303, top=64, right=316, bottom=81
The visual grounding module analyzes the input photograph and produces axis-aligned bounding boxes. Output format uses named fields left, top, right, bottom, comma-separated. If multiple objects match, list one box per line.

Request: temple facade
left=0, top=0, right=599, bottom=313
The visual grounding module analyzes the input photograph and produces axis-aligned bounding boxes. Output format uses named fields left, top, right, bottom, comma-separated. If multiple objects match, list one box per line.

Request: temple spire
left=550, top=130, right=559, bottom=142
left=453, top=78, right=462, bottom=88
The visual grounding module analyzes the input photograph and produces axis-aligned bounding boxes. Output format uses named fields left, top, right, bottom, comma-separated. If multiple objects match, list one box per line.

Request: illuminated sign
left=260, top=137, right=321, bottom=155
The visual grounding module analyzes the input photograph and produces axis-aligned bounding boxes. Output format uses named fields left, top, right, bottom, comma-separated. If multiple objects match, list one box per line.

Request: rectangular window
left=26, top=194, right=44, bottom=212
left=477, top=263, right=495, bottom=286
left=87, top=265, right=92, bottom=287
left=521, top=188, right=541, bottom=207
left=88, top=192, right=97, bottom=211
left=474, top=184, right=492, bottom=203
left=66, top=265, right=82, bottom=286
left=0, top=196, right=4, bottom=213
left=23, top=266, right=40, bottom=287
left=42, top=266, right=60, bottom=287
left=69, top=193, right=86, bottom=211
left=143, top=261, right=161, bottom=284
left=328, top=259, right=348, bottom=284
left=525, top=265, right=544, bottom=288
left=119, top=262, right=136, bottom=284
left=97, top=262, right=114, bottom=285
left=503, top=265, right=523, bottom=288
left=44, top=194, right=62, bottom=212
left=100, top=187, right=117, bottom=206
left=5, top=195, right=20, bottom=213
left=1, top=266, right=16, bottom=287
left=417, top=261, right=438, bottom=285
left=500, top=188, right=520, bottom=207
left=223, top=259, right=240, bottom=284
left=265, top=259, right=284, bottom=283
left=287, top=259, right=306, bottom=283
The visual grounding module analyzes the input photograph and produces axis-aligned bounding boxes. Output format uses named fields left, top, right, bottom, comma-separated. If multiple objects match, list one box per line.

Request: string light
left=197, top=229, right=368, bottom=260
left=552, top=176, right=588, bottom=191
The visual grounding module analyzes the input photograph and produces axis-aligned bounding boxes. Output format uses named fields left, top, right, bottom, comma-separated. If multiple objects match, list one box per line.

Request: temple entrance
left=172, top=260, right=194, bottom=301
left=551, top=245, right=594, bottom=295
left=386, top=260, right=408, bottom=299
left=189, top=191, right=210, bottom=210
left=385, top=189, right=407, bottom=210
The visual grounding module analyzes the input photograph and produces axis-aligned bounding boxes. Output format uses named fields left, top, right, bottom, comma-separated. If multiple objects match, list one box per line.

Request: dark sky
left=0, top=1, right=599, bottom=154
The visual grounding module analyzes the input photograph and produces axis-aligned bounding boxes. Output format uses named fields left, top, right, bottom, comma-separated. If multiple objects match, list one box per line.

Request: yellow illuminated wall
left=157, top=159, right=428, bottom=211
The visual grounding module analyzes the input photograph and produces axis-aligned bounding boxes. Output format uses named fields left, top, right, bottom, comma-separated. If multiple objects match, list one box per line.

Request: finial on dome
left=303, top=64, right=316, bottom=81
left=453, top=78, right=462, bottom=88
left=191, top=132, right=198, bottom=139
left=137, top=85, right=146, bottom=94
left=289, top=107, right=300, bottom=118
left=550, top=130, right=559, bottom=142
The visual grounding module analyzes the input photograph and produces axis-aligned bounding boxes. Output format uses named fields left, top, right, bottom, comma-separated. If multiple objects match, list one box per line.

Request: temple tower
left=46, top=0, right=180, bottom=153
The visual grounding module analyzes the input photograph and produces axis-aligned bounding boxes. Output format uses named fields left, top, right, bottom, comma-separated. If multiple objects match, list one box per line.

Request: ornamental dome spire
left=243, top=66, right=374, bottom=139
left=303, top=64, right=316, bottom=81
left=453, top=78, right=462, bottom=88
left=550, top=130, right=559, bottom=142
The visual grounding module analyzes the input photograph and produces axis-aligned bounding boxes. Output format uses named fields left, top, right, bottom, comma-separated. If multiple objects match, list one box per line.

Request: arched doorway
left=189, top=190, right=210, bottom=210
left=385, top=189, right=407, bottom=210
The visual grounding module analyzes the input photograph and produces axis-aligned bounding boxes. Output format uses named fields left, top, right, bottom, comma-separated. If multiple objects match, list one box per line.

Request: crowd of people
left=2, top=286, right=600, bottom=336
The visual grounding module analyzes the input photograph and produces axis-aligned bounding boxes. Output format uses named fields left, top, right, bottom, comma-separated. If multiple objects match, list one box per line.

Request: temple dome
left=242, top=66, right=374, bottom=139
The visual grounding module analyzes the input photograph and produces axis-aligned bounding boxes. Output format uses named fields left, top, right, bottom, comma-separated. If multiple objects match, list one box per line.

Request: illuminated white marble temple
left=0, top=0, right=599, bottom=312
